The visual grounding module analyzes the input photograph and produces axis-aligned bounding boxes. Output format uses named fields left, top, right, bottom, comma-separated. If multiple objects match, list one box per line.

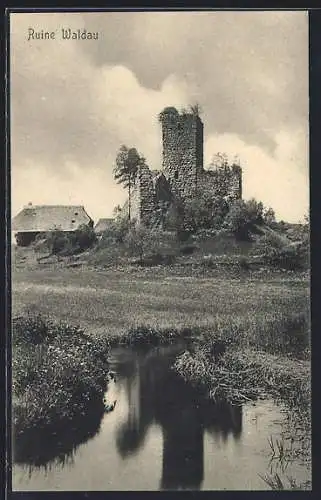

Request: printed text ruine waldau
left=27, top=28, right=100, bottom=41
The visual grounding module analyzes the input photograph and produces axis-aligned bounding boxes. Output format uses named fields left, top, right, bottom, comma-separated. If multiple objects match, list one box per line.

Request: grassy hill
left=11, top=221, right=309, bottom=277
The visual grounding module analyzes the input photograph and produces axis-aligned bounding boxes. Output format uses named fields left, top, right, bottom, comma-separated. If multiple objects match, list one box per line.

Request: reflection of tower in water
left=127, top=360, right=141, bottom=428
left=160, top=406, right=204, bottom=490
left=113, top=348, right=243, bottom=489
left=159, top=399, right=243, bottom=490
left=156, top=363, right=243, bottom=491
left=115, top=356, right=154, bottom=458
left=154, top=364, right=206, bottom=491
left=205, top=402, right=243, bottom=442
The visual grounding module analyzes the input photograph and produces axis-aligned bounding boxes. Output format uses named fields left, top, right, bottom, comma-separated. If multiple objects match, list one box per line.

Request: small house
left=12, top=204, right=94, bottom=246
left=94, top=218, right=115, bottom=236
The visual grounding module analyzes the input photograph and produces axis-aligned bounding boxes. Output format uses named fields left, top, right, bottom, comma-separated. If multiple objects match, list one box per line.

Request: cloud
left=80, top=11, right=308, bottom=154
left=12, top=161, right=126, bottom=223
left=10, top=11, right=308, bottom=223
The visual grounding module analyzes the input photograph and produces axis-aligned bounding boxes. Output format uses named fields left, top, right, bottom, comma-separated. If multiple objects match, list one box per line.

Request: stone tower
left=159, top=107, right=204, bottom=201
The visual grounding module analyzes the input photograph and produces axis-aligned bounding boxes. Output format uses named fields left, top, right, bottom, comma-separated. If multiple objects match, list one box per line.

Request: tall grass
left=13, top=314, right=110, bottom=433
left=173, top=307, right=310, bottom=408
left=259, top=472, right=311, bottom=491
left=113, top=325, right=193, bottom=347
left=171, top=309, right=310, bottom=358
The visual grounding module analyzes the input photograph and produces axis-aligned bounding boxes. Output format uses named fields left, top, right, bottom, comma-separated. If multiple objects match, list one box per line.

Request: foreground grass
left=12, top=315, right=110, bottom=436
left=174, top=344, right=310, bottom=409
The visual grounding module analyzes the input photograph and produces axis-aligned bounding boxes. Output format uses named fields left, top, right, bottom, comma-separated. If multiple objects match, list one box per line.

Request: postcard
left=8, top=9, right=311, bottom=492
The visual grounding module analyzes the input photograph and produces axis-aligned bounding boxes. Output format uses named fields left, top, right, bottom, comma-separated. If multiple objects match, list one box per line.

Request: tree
left=189, top=103, right=202, bottom=116
left=263, top=207, right=276, bottom=226
left=123, top=225, right=161, bottom=263
left=223, top=200, right=251, bottom=240
left=208, top=152, right=230, bottom=172
left=113, top=146, right=145, bottom=221
left=245, top=198, right=264, bottom=225
left=223, top=198, right=265, bottom=240
left=112, top=204, right=122, bottom=217
left=183, top=192, right=229, bottom=232
left=180, top=103, right=202, bottom=117
left=206, top=153, right=242, bottom=199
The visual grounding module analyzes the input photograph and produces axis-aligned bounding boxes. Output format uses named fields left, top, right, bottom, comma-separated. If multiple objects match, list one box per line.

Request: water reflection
left=111, top=345, right=242, bottom=490
left=13, top=344, right=245, bottom=491
left=13, top=400, right=104, bottom=468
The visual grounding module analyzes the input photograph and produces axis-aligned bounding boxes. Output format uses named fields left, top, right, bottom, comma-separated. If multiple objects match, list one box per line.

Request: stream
left=12, top=343, right=311, bottom=491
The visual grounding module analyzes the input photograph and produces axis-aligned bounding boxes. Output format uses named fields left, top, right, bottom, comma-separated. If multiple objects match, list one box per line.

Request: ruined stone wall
left=228, top=167, right=243, bottom=200
left=131, top=164, right=155, bottom=224
left=198, top=165, right=242, bottom=202
left=160, top=108, right=203, bottom=201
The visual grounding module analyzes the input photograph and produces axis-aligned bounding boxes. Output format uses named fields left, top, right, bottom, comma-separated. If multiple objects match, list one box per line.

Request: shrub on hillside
left=179, top=243, right=198, bottom=255
left=50, top=231, right=73, bottom=255
left=238, top=256, right=250, bottom=271
left=252, top=231, right=309, bottom=271
left=183, top=193, right=229, bottom=233
left=192, top=228, right=220, bottom=241
left=264, top=244, right=308, bottom=271
left=246, top=198, right=264, bottom=224
left=139, top=252, right=176, bottom=266
left=124, top=225, right=161, bottom=260
left=223, top=198, right=264, bottom=241
left=102, top=216, right=136, bottom=245
left=44, top=224, right=97, bottom=257
left=91, top=215, right=180, bottom=266
left=91, top=217, right=136, bottom=265
left=123, top=225, right=178, bottom=265
left=88, top=245, right=123, bottom=267
left=287, top=221, right=309, bottom=246
left=73, top=224, right=97, bottom=251
left=262, top=207, right=276, bottom=226
left=201, top=254, right=217, bottom=269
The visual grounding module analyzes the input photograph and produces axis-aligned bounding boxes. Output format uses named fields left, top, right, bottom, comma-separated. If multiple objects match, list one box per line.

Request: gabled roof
left=94, top=218, right=115, bottom=233
left=12, top=205, right=93, bottom=232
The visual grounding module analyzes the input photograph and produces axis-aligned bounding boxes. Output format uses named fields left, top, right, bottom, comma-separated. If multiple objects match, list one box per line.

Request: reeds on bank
left=12, top=314, right=110, bottom=433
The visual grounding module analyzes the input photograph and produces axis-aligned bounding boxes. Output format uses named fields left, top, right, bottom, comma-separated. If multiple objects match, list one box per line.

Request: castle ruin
left=131, top=106, right=242, bottom=226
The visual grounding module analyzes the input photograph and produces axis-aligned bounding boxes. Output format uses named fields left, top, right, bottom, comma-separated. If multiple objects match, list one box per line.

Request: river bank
left=12, top=315, right=110, bottom=437
left=12, top=310, right=311, bottom=483
left=12, top=343, right=311, bottom=491
left=12, top=321, right=311, bottom=491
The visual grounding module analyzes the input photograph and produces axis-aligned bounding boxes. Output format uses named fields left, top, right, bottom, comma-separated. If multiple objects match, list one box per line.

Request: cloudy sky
left=10, top=10, right=309, bottom=223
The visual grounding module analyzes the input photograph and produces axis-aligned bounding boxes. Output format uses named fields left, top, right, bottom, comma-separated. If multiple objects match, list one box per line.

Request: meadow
left=12, top=267, right=309, bottom=338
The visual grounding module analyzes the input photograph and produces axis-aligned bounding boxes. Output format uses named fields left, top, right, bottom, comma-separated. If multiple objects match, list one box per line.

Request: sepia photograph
left=9, top=9, right=310, bottom=491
